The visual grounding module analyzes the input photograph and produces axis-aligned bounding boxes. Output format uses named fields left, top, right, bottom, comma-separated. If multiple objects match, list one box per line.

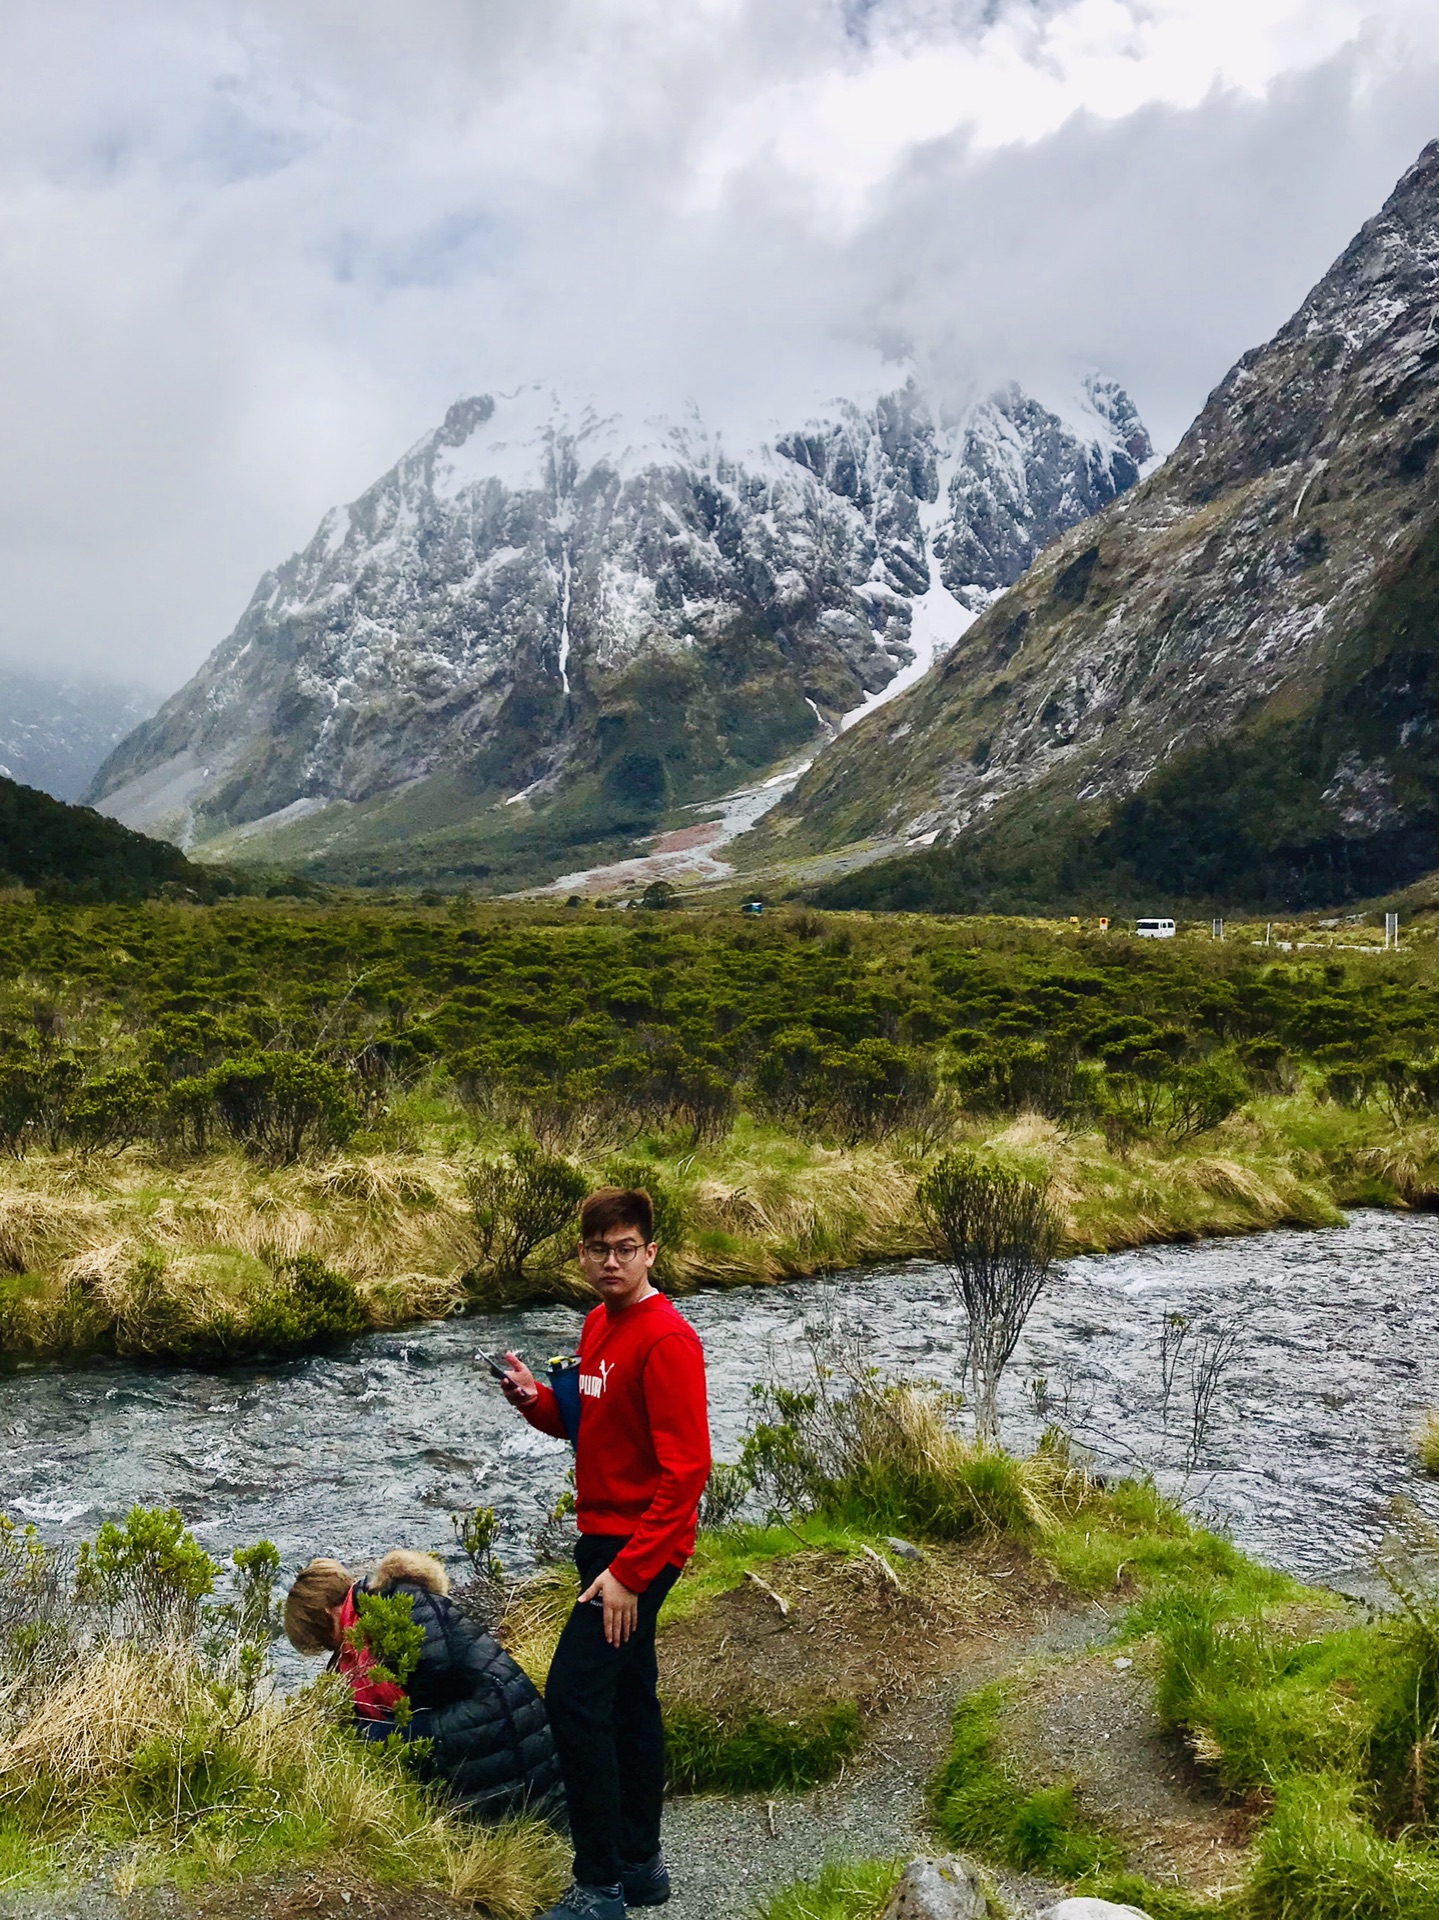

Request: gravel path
left=662, top=1604, right=1111, bottom=1919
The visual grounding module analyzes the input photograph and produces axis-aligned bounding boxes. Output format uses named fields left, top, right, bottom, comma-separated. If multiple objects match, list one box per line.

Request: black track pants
left=545, top=1534, right=681, bottom=1888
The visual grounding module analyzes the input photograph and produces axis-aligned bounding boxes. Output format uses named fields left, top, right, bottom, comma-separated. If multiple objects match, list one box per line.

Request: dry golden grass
left=681, top=1141, right=926, bottom=1283
left=0, top=1639, right=184, bottom=1795
left=0, top=1637, right=567, bottom=1915
left=0, top=1135, right=936, bottom=1355
left=982, top=1113, right=1342, bottom=1254
left=0, top=1091, right=1427, bottom=1360
left=495, top=1563, right=581, bottom=1689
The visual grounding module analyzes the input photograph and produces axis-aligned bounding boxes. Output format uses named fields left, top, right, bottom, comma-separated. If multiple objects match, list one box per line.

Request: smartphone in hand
left=476, top=1349, right=513, bottom=1383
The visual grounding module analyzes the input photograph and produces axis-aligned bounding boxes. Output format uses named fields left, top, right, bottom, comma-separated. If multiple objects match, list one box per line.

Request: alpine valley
left=86, top=376, right=1151, bottom=891
left=761, top=142, right=1439, bottom=915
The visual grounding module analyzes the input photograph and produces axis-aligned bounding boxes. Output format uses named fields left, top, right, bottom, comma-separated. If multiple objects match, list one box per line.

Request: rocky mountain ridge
left=757, top=141, right=1439, bottom=912
left=87, top=373, right=1150, bottom=889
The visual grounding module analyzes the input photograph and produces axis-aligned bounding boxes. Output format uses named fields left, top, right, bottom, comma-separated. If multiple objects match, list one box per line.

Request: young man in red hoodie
left=500, top=1187, right=710, bottom=1920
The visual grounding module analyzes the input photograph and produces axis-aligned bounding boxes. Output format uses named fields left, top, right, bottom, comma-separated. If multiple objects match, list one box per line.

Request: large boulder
left=1036, top=1900, right=1154, bottom=1920
left=880, top=1855, right=987, bottom=1920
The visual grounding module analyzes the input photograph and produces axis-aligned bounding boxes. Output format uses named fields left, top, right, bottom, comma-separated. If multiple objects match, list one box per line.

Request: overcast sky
left=3, top=0, right=1439, bottom=696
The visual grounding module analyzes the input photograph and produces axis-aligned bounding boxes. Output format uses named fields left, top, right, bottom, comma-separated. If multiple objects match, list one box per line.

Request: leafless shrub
left=917, top=1151, right=1061, bottom=1444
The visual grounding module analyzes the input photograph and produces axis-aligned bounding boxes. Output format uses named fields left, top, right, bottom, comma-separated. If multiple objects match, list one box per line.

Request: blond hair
left=283, top=1557, right=352, bottom=1654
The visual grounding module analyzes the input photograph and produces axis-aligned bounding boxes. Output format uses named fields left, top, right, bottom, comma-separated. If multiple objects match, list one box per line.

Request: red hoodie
left=521, top=1290, right=711, bottom=1591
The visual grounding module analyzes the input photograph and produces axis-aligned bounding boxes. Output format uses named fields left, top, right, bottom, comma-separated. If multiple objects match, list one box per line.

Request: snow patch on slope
left=840, top=453, right=976, bottom=731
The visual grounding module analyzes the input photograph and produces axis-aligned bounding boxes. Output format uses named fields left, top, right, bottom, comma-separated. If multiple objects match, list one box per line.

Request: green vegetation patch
left=753, top=1858, right=904, bottom=1920
left=0, top=1506, right=564, bottom=1912
left=5, top=896, right=1439, bottom=1360
left=932, top=1684, right=1124, bottom=1882
left=1046, top=1476, right=1298, bottom=1611
left=665, top=1698, right=863, bottom=1794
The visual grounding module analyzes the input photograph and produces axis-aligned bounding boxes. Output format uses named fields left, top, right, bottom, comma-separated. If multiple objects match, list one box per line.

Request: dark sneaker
left=622, top=1850, right=671, bottom=1907
left=538, top=1886, right=627, bottom=1920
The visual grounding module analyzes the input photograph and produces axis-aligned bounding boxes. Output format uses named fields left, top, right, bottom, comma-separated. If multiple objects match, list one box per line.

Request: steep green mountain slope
left=749, top=142, right=1439, bottom=914
left=0, top=776, right=232, bottom=900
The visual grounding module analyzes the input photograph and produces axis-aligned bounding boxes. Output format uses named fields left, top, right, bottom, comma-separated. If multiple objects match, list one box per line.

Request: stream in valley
left=3, top=1210, right=1437, bottom=1600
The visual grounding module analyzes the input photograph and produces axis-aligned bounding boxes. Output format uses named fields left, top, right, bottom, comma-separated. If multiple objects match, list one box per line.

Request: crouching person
left=284, top=1549, right=562, bottom=1822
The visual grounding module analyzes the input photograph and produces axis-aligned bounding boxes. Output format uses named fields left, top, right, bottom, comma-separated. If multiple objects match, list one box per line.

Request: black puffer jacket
left=355, top=1550, right=562, bottom=1821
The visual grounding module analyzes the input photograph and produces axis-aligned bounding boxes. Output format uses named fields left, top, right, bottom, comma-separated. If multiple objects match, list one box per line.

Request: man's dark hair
left=580, top=1186, right=655, bottom=1243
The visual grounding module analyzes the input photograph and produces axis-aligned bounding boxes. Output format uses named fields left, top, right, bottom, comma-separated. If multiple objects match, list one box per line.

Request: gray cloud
left=0, top=0, right=1436, bottom=693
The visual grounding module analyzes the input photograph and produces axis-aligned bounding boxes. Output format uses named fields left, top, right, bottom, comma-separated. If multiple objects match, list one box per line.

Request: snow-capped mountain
left=765, top=143, right=1439, bottom=912
left=0, top=668, right=157, bottom=803
left=88, top=374, right=1150, bottom=887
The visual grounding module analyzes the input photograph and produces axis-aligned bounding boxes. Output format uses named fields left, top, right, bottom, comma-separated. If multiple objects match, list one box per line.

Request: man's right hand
left=501, top=1350, right=539, bottom=1405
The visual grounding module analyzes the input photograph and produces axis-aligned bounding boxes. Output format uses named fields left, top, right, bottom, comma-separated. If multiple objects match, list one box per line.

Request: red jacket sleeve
left=519, top=1380, right=570, bottom=1442
left=608, top=1331, right=711, bottom=1593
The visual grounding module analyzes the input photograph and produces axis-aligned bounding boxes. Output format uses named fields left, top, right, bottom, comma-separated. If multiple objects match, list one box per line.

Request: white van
left=1135, top=917, right=1176, bottom=939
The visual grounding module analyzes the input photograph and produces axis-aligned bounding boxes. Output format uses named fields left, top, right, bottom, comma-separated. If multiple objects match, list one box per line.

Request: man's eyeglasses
left=581, top=1239, right=647, bottom=1264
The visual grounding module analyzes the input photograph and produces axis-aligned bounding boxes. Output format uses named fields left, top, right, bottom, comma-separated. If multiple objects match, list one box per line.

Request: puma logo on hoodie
left=579, top=1359, right=613, bottom=1398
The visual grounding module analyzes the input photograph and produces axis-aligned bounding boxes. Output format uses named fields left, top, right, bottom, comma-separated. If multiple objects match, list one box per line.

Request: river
left=4, top=1211, right=1437, bottom=1599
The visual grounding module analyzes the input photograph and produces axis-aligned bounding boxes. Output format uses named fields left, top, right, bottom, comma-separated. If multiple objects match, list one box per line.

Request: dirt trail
left=996, top=1641, right=1251, bottom=1903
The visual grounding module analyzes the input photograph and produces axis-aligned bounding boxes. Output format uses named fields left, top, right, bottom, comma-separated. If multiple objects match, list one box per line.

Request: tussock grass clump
left=741, top=1350, right=1093, bottom=1546
left=1248, top=1774, right=1439, bottom=1919
left=664, top=1698, right=863, bottom=1793
left=1153, top=1596, right=1374, bottom=1794
left=1416, top=1410, right=1439, bottom=1476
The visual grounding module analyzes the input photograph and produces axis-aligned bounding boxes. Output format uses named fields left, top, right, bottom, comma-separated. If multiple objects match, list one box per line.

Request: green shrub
left=466, top=1141, right=587, bottom=1288
left=74, top=1505, right=218, bottom=1641
left=698, top=1460, right=751, bottom=1530
left=63, top=1068, right=158, bottom=1156
left=1164, top=1056, right=1250, bottom=1140
left=270, top=1254, right=368, bottom=1345
left=108, top=1249, right=365, bottom=1362
left=163, top=1074, right=218, bottom=1152
left=663, top=1698, right=861, bottom=1793
left=740, top=1372, right=1058, bottom=1542
left=208, top=1052, right=357, bottom=1161
left=0, top=1063, right=44, bottom=1156
left=603, top=1159, right=689, bottom=1279
left=348, top=1590, right=425, bottom=1691
left=947, top=1035, right=1092, bottom=1122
